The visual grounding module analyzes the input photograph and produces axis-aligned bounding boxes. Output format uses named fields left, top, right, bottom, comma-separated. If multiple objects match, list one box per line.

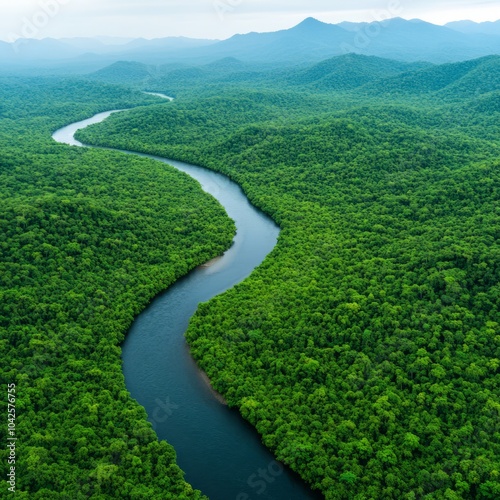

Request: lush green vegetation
left=0, top=78, right=235, bottom=498
left=79, top=55, right=500, bottom=499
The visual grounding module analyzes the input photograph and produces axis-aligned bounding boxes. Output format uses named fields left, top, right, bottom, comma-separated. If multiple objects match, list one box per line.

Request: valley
left=1, top=14, right=500, bottom=500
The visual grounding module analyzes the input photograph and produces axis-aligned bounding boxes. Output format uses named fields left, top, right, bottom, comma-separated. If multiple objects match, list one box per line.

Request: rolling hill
left=282, top=53, right=430, bottom=90
left=362, top=55, right=500, bottom=98
left=90, top=61, right=157, bottom=85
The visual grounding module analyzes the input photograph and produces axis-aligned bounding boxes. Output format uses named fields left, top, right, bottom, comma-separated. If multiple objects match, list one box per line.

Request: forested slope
left=87, top=53, right=500, bottom=102
left=78, top=59, right=500, bottom=499
left=0, top=78, right=234, bottom=498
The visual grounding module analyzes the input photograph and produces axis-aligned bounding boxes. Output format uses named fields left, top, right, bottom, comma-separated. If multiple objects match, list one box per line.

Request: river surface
left=143, top=91, right=174, bottom=100
left=52, top=110, right=322, bottom=500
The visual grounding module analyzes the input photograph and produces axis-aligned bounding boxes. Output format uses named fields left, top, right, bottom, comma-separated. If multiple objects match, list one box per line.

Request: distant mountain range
left=88, top=52, right=500, bottom=104
left=0, top=36, right=218, bottom=72
left=445, top=20, right=500, bottom=36
left=1, top=17, right=499, bottom=71
left=200, top=17, right=500, bottom=64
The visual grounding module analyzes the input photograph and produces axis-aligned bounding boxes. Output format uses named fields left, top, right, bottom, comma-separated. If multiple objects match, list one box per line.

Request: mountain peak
left=293, top=17, right=328, bottom=30
left=300, top=17, right=322, bottom=24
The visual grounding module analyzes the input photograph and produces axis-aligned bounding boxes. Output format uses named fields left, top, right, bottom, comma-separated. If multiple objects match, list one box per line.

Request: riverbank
left=193, top=354, right=228, bottom=406
left=53, top=108, right=320, bottom=500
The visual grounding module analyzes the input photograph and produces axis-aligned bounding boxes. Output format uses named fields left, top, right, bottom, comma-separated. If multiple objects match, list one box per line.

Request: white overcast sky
left=1, top=0, right=499, bottom=41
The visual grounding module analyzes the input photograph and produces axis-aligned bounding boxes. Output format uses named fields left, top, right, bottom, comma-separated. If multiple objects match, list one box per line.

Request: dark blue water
left=53, top=112, right=323, bottom=500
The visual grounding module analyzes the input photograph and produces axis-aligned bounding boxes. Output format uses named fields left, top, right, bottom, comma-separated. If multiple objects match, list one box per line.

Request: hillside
left=359, top=55, right=500, bottom=98
left=282, top=54, right=429, bottom=91
left=77, top=57, right=500, bottom=499
left=90, top=61, right=156, bottom=85
left=88, top=53, right=500, bottom=105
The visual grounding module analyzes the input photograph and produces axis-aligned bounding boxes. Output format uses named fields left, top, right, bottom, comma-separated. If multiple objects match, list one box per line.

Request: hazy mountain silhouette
left=183, top=17, right=500, bottom=64
left=446, top=20, right=500, bottom=36
left=1, top=17, right=499, bottom=70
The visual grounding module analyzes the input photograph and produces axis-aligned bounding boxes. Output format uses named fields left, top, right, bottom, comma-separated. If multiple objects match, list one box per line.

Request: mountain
left=283, top=53, right=429, bottom=90
left=438, top=55, right=500, bottom=97
left=0, top=36, right=218, bottom=69
left=363, top=55, right=500, bottom=97
left=6, top=38, right=80, bottom=61
left=122, top=36, right=217, bottom=52
left=60, top=37, right=138, bottom=53
left=87, top=51, right=500, bottom=101
left=190, top=18, right=350, bottom=62
left=114, top=37, right=219, bottom=65
left=129, top=58, right=270, bottom=94
left=90, top=61, right=156, bottom=85
left=203, top=56, right=250, bottom=72
left=1, top=18, right=500, bottom=71
left=60, top=38, right=112, bottom=53
left=337, top=21, right=368, bottom=32
left=345, top=18, right=500, bottom=63
left=446, top=20, right=500, bottom=36
left=173, top=17, right=500, bottom=64
left=93, top=36, right=135, bottom=45
left=86, top=57, right=261, bottom=92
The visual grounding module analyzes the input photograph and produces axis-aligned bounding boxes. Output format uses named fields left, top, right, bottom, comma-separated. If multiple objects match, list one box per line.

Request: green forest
left=1, top=51, right=499, bottom=500
left=77, top=54, right=500, bottom=499
left=0, top=78, right=235, bottom=498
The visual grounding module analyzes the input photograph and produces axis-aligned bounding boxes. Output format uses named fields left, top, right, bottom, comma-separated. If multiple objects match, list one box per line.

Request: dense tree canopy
left=79, top=60, right=500, bottom=499
left=0, top=78, right=235, bottom=498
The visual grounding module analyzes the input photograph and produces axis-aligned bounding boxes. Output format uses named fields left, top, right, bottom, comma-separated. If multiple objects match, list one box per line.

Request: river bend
left=52, top=109, right=321, bottom=500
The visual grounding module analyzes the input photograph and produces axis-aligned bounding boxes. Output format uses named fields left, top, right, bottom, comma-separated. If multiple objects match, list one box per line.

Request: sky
left=1, top=0, right=499, bottom=42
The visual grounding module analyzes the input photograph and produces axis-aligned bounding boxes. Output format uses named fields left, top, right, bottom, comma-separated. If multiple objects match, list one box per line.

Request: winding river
left=52, top=108, right=322, bottom=499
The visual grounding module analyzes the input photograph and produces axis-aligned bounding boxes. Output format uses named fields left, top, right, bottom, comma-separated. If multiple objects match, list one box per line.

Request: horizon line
left=1, top=15, right=499, bottom=44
